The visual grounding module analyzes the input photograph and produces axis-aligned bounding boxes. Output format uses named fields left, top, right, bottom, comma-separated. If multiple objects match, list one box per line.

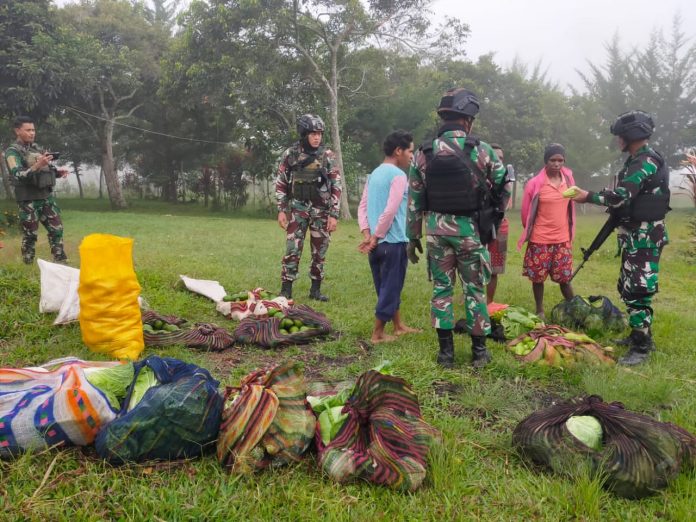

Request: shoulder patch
left=6, top=155, right=17, bottom=170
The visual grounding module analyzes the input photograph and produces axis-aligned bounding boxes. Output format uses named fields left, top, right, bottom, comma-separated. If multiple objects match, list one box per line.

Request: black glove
left=407, top=239, right=423, bottom=264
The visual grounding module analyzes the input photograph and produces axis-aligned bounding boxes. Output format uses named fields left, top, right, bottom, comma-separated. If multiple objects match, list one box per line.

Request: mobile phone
left=46, top=152, right=61, bottom=160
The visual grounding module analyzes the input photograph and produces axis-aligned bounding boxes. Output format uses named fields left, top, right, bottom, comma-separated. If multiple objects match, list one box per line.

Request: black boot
left=21, top=246, right=35, bottom=265
left=280, top=281, right=293, bottom=299
left=471, top=335, right=492, bottom=368
left=309, top=279, right=328, bottom=301
left=53, top=248, right=68, bottom=264
left=613, top=327, right=650, bottom=347
left=618, top=329, right=655, bottom=366
left=436, top=328, right=455, bottom=369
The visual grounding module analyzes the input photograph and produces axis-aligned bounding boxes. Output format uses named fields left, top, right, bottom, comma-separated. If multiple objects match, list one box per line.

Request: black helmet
left=297, top=114, right=325, bottom=137
left=610, top=110, right=654, bottom=142
left=437, top=88, right=480, bottom=118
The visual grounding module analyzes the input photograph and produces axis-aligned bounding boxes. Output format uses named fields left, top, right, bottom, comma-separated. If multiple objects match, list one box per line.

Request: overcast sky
left=432, top=0, right=696, bottom=91
left=52, top=0, right=696, bottom=92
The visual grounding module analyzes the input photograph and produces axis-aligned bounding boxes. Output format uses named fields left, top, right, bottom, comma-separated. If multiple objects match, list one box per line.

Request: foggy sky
left=432, top=0, right=696, bottom=91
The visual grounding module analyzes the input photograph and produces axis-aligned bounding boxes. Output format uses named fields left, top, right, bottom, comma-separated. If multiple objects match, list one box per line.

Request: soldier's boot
left=471, top=335, right=492, bottom=369
left=309, top=280, right=329, bottom=302
left=280, top=281, right=293, bottom=299
left=436, top=328, right=455, bottom=369
left=613, top=327, right=651, bottom=347
left=52, top=247, right=68, bottom=264
left=618, top=329, right=655, bottom=366
left=21, top=247, right=35, bottom=265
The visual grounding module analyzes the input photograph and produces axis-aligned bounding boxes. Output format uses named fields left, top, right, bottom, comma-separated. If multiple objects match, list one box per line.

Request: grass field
left=1, top=198, right=695, bottom=521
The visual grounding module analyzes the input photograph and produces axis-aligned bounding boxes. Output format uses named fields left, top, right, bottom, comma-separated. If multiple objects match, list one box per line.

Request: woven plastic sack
left=317, top=371, right=440, bottom=491
left=141, top=311, right=235, bottom=351
left=95, top=356, right=223, bottom=464
left=550, top=295, right=627, bottom=337
left=217, top=362, right=315, bottom=473
left=0, top=358, right=121, bottom=458
left=512, top=395, right=696, bottom=498
left=78, top=234, right=143, bottom=360
left=233, top=304, right=332, bottom=348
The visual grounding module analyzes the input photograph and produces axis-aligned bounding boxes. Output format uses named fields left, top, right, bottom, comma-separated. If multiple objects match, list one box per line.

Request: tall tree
left=51, top=0, right=169, bottom=209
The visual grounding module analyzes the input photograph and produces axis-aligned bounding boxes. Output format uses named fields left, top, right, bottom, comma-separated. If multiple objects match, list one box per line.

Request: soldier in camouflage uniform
left=4, top=116, right=69, bottom=264
left=407, top=88, right=508, bottom=368
left=276, top=114, right=342, bottom=301
left=572, top=110, right=669, bottom=365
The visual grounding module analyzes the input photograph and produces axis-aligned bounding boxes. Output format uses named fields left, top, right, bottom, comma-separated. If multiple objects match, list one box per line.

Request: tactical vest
left=423, top=136, right=489, bottom=216
left=6, top=142, right=55, bottom=201
left=611, top=149, right=670, bottom=223
left=288, top=146, right=327, bottom=203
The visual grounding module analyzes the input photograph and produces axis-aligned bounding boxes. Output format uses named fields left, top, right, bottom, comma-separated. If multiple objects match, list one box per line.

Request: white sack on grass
left=179, top=275, right=227, bottom=302
left=38, top=259, right=79, bottom=313
left=55, top=277, right=81, bottom=325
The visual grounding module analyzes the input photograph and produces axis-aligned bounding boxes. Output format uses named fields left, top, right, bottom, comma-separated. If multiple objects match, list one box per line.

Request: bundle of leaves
left=95, top=356, right=224, bottom=464
left=507, top=325, right=615, bottom=367
left=233, top=304, right=332, bottom=348
left=316, top=369, right=440, bottom=491
left=550, top=295, right=627, bottom=337
left=142, top=310, right=234, bottom=351
left=490, top=305, right=544, bottom=339
left=216, top=362, right=315, bottom=473
left=512, top=395, right=696, bottom=498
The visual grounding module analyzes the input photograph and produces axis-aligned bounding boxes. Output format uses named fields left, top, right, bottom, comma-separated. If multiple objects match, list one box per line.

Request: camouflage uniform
left=276, top=142, right=341, bottom=282
left=407, top=128, right=508, bottom=336
left=4, top=141, right=66, bottom=263
left=588, top=144, right=668, bottom=329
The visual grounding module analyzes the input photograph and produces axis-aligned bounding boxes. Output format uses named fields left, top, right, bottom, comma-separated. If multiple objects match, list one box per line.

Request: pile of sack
left=0, top=356, right=223, bottom=463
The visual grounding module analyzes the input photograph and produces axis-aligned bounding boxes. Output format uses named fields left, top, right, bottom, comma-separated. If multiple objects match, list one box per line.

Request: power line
left=61, top=105, right=232, bottom=145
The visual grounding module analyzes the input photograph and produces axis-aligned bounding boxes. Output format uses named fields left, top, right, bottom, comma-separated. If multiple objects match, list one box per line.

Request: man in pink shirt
left=518, top=143, right=576, bottom=318
left=358, top=130, right=420, bottom=343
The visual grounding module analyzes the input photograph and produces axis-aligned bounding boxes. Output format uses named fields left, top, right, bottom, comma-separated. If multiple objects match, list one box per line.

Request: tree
left=51, top=0, right=169, bottom=209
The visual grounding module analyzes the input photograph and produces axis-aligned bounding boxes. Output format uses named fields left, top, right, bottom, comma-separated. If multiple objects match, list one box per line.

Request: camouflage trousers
left=618, top=246, right=662, bottom=329
left=17, top=196, right=65, bottom=261
left=281, top=206, right=331, bottom=282
left=427, top=234, right=491, bottom=336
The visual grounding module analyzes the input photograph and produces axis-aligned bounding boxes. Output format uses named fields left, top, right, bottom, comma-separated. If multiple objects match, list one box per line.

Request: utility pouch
left=33, top=169, right=56, bottom=189
left=477, top=207, right=498, bottom=245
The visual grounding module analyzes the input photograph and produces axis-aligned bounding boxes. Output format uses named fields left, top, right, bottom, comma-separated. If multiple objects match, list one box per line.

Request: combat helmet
left=437, top=88, right=480, bottom=119
left=610, top=110, right=654, bottom=142
left=297, top=114, right=325, bottom=137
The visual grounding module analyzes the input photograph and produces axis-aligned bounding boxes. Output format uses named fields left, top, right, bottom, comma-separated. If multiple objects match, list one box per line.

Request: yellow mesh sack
left=78, top=234, right=144, bottom=360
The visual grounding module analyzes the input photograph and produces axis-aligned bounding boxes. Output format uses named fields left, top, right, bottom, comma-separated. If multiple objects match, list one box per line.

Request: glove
left=407, top=239, right=423, bottom=264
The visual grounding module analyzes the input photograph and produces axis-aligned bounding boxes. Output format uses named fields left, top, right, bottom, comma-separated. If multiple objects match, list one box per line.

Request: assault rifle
left=570, top=210, right=620, bottom=282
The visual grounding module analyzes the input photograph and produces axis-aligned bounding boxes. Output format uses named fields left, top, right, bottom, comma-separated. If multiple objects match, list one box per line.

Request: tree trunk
left=101, top=120, right=127, bottom=209
left=0, top=152, right=15, bottom=200
left=98, top=167, right=104, bottom=199
left=329, top=55, right=352, bottom=220
left=72, top=161, right=84, bottom=199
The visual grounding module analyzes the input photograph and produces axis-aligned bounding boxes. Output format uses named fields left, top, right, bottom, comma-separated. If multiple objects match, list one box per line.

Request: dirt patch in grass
left=203, top=345, right=363, bottom=380
left=432, top=380, right=464, bottom=397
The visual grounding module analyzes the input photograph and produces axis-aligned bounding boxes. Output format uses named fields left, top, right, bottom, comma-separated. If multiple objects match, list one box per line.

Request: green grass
left=1, top=201, right=695, bottom=521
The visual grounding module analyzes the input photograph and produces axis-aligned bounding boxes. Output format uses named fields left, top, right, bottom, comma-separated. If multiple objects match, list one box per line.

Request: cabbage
left=127, top=367, right=159, bottom=411
left=84, top=362, right=135, bottom=410
left=566, top=415, right=603, bottom=450
left=501, top=306, right=543, bottom=339
left=307, top=388, right=351, bottom=414
left=318, top=405, right=349, bottom=445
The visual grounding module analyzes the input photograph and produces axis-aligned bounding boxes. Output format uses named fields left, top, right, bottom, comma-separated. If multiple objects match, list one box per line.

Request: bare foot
left=371, top=334, right=397, bottom=344
left=394, top=325, right=422, bottom=336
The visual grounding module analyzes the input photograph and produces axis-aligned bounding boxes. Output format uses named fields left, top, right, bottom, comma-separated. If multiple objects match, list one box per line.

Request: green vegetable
left=563, top=331, right=596, bottom=343
left=318, top=406, right=349, bottom=445
left=500, top=306, right=542, bottom=339
left=127, top=367, right=159, bottom=411
left=511, top=338, right=537, bottom=356
left=84, top=363, right=135, bottom=410
left=163, top=323, right=180, bottom=332
left=566, top=415, right=603, bottom=450
left=307, top=389, right=352, bottom=414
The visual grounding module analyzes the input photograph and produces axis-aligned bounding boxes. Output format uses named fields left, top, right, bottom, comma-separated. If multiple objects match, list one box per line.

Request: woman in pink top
left=518, top=144, right=576, bottom=319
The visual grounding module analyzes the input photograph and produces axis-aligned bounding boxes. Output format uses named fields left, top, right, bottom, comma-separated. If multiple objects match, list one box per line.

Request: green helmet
left=437, top=88, right=480, bottom=118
